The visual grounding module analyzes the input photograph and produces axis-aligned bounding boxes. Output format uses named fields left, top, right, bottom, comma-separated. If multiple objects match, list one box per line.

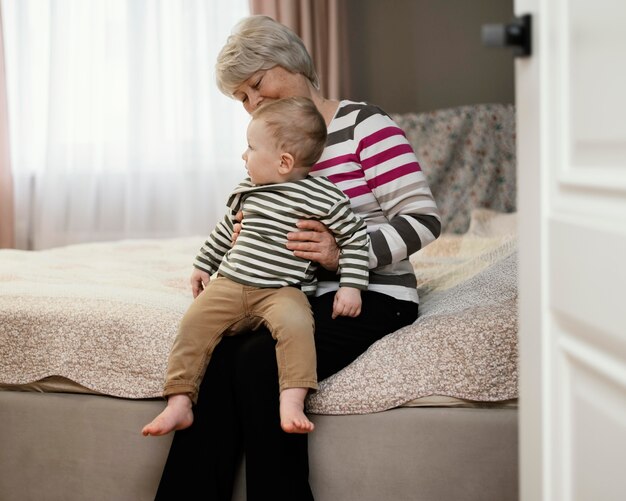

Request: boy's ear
left=278, top=152, right=295, bottom=174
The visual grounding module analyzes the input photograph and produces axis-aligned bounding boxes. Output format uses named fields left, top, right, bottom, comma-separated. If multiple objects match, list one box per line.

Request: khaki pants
left=163, top=276, right=317, bottom=403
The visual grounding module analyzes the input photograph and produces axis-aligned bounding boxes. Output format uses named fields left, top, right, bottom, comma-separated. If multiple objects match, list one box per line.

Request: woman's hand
left=286, top=219, right=340, bottom=271
left=190, top=268, right=210, bottom=298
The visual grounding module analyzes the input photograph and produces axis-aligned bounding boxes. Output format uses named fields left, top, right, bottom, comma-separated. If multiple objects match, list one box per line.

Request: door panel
left=516, top=0, right=626, bottom=499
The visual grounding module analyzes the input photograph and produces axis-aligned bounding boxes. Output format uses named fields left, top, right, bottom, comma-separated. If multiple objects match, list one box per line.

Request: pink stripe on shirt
left=342, top=162, right=421, bottom=198
left=312, top=153, right=359, bottom=173
left=343, top=184, right=373, bottom=199
left=355, top=126, right=405, bottom=156
left=326, top=169, right=366, bottom=186
left=366, top=163, right=421, bottom=190
left=361, top=143, right=417, bottom=171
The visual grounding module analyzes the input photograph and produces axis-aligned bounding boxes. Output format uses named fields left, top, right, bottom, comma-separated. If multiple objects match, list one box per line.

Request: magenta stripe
left=355, top=126, right=405, bottom=156
left=312, top=153, right=359, bottom=172
left=327, top=169, right=365, bottom=185
left=343, top=184, right=372, bottom=199
left=367, top=163, right=421, bottom=189
left=361, top=143, right=415, bottom=171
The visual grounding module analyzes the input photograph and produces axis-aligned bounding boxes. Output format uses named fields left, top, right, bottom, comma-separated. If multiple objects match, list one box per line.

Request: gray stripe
left=229, top=247, right=306, bottom=274
left=369, top=230, right=392, bottom=267
left=414, top=214, right=442, bottom=239
left=326, top=126, right=354, bottom=147
left=335, top=102, right=365, bottom=118
left=375, top=179, right=433, bottom=205
left=369, top=271, right=417, bottom=288
left=335, top=102, right=388, bottom=124
left=326, top=102, right=390, bottom=147
left=390, top=216, right=422, bottom=252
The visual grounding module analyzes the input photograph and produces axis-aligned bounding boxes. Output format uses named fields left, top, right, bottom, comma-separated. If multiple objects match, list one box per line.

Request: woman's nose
left=249, top=92, right=263, bottom=111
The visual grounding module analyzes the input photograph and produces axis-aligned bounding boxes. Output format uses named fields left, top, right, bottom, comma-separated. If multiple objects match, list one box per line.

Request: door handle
left=482, top=14, right=531, bottom=57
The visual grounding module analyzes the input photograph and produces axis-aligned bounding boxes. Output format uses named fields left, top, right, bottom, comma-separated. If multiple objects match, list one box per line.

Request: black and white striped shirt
left=194, top=176, right=369, bottom=295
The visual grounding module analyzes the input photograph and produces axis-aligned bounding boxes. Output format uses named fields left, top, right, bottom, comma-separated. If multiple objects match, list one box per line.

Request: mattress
left=0, top=390, right=518, bottom=501
left=1, top=209, right=518, bottom=414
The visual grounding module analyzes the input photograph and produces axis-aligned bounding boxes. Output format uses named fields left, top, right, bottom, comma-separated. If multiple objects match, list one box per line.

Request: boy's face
left=242, top=118, right=283, bottom=185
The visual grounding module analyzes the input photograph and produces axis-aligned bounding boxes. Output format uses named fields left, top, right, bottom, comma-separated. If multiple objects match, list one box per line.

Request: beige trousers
left=163, top=276, right=317, bottom=403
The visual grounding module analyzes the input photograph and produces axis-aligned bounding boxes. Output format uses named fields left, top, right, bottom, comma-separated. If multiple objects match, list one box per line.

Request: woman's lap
left=310, top=291, right=418, bottom=380
left=155, top=290, right=417, bottom=500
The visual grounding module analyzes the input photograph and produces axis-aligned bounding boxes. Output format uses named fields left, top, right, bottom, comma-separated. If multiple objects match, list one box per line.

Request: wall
left=342, top=0, right=515, bottom=113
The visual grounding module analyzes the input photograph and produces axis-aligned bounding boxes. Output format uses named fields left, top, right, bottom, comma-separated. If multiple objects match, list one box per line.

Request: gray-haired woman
left=154, top=15, right=440, bottom=500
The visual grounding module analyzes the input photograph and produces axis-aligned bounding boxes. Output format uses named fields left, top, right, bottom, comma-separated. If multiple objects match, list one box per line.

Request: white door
left=516, top=0, right=626, bottom=500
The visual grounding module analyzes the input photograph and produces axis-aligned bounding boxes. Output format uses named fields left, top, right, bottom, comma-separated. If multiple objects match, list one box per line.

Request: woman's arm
left=354, top=108, right=440, bottom=268
left=286, top=219, right=340, bottom=270
left=288, top=105, right=441, bottom=270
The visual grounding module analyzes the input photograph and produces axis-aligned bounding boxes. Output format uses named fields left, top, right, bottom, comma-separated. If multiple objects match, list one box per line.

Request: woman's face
left=233, top=66, right=310, bottom=114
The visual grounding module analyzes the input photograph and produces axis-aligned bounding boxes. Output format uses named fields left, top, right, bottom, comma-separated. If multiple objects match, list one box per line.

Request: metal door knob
left=482, top=14, right=531, bottom=57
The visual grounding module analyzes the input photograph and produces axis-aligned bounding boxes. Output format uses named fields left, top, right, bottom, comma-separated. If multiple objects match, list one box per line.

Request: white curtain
left=2, top=0, right=250, bottom=250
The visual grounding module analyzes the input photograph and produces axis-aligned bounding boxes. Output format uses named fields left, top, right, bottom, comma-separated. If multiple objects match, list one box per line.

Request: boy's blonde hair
left=252, top=97, right=326, bottom=168
left=216, top=15, right=319, bottom=97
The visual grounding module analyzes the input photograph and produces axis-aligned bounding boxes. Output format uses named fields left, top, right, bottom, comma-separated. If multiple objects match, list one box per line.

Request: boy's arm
left=193, top=212, right=236, bottom=275
left=322, top=196, right=370, bottom=290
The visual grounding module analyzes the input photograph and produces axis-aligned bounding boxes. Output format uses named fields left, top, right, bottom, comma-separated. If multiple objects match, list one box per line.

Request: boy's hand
left=332, top=287, right=362, bottom=319
left=231, top=210, right=244, bottom=246
left=190, top=268, right=211, bottom=298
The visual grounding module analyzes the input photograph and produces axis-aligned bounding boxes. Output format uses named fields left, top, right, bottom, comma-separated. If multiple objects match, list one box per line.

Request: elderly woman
left=154, top=15, right=440, bottom=501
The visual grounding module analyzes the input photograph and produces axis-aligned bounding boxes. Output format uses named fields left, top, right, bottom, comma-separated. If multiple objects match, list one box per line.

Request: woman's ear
left=278, top=152, right=295, bottom=174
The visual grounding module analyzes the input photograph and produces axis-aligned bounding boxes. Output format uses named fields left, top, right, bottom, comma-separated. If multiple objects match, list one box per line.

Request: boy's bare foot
left=280, top=387, right=314, bottom=434
left=141, top=394, right=194, bottom=436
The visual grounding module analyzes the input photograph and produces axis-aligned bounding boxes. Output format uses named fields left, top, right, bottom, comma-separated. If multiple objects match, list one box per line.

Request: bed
left=0, top=103, right=519, bottom=501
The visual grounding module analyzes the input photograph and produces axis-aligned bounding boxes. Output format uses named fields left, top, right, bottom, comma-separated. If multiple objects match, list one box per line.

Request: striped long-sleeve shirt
left=194, top=176, right=369, bottom=295
left=310, top=101, right=441, bottom=303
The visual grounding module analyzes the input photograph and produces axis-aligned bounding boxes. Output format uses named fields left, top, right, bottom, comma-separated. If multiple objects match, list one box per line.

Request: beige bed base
left=0, top=391, right=518, bottom=501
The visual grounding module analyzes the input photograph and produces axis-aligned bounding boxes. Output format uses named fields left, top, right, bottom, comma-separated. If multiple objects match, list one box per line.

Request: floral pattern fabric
left=392, top=103, right=516, bottom=234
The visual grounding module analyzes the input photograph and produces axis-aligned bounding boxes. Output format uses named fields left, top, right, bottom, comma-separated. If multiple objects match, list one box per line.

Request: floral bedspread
left=392, top=103, right=516, bottom=234
left=1, top=103, right=518, bottom=412
left=0, top=237, right=197, bottom=398
left=0, top=210, right=518, bottom=414
left=307, top=209, right=518, bottom=414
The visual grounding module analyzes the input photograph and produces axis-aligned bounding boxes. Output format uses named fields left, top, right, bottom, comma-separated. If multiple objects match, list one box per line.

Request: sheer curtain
left=0, top=4, right=13, bottom=248
left=2, top=0, right=250, bottom=250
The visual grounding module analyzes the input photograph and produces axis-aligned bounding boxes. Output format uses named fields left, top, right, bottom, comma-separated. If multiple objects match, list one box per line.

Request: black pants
left=154, top=291, right=418, bottom=501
